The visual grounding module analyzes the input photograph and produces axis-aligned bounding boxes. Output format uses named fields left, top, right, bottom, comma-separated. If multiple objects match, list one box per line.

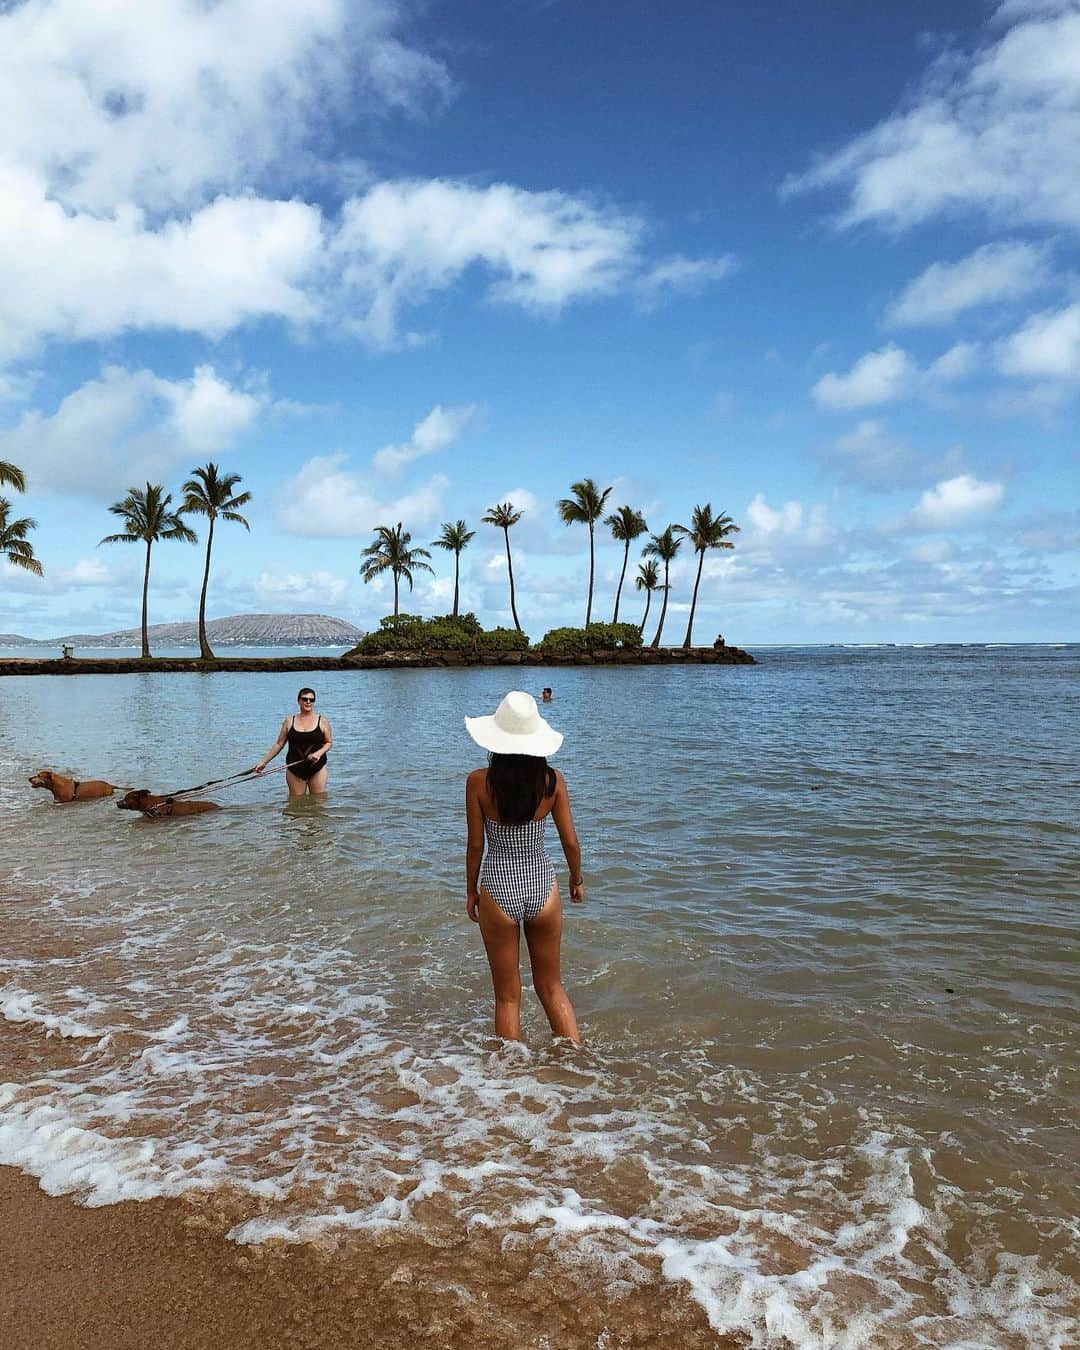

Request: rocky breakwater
left=0, top=655, right=350, bottom=677
left=0, top=645, right=754, bottom=676
left=341, top=644, right=756, bottom=669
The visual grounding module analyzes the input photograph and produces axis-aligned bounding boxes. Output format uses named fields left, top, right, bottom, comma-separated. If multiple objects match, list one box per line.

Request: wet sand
left=1, top=1026, right=731, bottom=1350
left=1, top=1164, right=736, bottom=1350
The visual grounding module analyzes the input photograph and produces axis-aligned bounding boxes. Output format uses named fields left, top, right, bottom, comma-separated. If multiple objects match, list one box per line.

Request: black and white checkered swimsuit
left=479, top=817, right=556, bottom=923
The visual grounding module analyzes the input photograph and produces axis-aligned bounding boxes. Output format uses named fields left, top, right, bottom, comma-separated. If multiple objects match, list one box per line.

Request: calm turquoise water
left=1, top=646, right=1076, bottom=1347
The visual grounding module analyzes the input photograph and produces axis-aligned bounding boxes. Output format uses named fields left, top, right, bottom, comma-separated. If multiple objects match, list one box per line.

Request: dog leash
left=162, top=758, right=312, bottom=800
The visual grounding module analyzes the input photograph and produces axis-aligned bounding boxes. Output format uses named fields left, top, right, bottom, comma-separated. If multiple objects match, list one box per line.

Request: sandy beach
left=0, top=1035, right=725, bottom=1350
left=2, top=1174, right=726, bottom=1350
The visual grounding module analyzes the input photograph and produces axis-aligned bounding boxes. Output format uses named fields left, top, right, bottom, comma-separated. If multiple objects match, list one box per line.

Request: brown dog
left=29, top=770, right=118, bottom=803
left=117, top=789, right=221, bottom=818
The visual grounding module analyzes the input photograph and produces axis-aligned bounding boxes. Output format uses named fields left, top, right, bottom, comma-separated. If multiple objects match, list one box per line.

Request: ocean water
left=0, top=646, right=1076, bottom=1348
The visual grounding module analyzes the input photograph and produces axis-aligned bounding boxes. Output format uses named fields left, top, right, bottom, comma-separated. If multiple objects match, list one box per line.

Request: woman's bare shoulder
left=466, top=767, right=487, bottom=790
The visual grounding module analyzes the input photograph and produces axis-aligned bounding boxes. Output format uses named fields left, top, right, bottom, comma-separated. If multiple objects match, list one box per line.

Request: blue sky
left=1, top=0, right=1077, bottom=643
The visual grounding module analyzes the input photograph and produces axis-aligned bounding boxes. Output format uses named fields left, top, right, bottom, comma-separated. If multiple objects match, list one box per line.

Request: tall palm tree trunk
left=639, top=588, right=652, bottom=636
left=198, top=516, right=215, bottom=659
left=683, top=550, right=705, bottom=649
left=453, top=552, right=460, bottom=618
left=585, top=524, right=595, bottom=626
left=613, top=541, right=630, bottom=624
left=651, top=562, right=670, bottom=649
left=503, top=527, right=522, bottom=632
left=141, top=540, right=152, bottom=659
left=393, top=570, right=400, bottom=617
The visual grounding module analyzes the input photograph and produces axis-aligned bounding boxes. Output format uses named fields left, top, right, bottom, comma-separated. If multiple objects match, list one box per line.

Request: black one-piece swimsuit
left=286, top=715, right=327, bottom=780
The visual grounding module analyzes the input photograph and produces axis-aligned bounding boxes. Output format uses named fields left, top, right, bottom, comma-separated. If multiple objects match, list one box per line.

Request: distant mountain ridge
left=2, top=613, right=364, bottom=648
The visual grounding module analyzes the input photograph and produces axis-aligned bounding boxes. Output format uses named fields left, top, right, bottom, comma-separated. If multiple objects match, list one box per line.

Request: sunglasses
left=299, top=696, right=315, bottom=703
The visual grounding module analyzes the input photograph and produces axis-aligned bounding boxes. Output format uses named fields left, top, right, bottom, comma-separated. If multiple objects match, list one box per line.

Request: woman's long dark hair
left=487, top=753, right=556, bottom=824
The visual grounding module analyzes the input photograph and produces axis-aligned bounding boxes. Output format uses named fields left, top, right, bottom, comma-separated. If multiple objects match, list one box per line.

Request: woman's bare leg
left=478, top=890, right=523, bottom=1041
left=524, top=884, right=580, bottom=1043
left=307, top=765, right=328, bottom=794
left=285, top=770, right=308, bottom=798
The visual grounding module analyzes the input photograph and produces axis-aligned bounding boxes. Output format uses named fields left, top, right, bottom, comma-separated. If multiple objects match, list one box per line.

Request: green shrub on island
left=350, top=612, right=529, bottom=655
left=536, top=622, right=643, bottom=656
left=477, top=626, right=531, bottom=652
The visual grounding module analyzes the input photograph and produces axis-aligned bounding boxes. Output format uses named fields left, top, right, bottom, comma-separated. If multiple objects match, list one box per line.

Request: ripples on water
left=0, top=647, right=1077, bottom=1347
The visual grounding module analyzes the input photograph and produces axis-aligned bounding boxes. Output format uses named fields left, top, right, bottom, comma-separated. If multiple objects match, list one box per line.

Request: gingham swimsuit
left=479, top=817, right=556, bottom=923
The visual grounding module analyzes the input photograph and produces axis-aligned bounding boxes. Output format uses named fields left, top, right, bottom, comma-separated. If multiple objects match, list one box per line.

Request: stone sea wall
left=0, top=646, right=755, bottom=676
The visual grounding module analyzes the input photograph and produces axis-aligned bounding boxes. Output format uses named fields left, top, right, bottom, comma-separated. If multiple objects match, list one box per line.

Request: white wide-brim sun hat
left=464, top=690, right=564, bottom=757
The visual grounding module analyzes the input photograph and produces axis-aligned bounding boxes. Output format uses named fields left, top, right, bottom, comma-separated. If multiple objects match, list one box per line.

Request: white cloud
left=927, top=341, right=981, bottom=382
left=995, top=302, right=1080, bottom=378
left=332, top=179, right=642, bottom=347
left=911, top=474, right=1004, bottom=529
left=746, top=494, right=804, bottom=536
left=0, top=171, right=324, bottom=363
left=826, top=419, right=967, bottom=491
left=488, top=487, right=541, bottom=518
left=58, top=558, right=112, bottom=587
left=277, top=453, right=449, bottom=537
left=635, top=253, right=736, bottom=307
left=812, top=344, right=916, bottom=409
left=254, top=569, right=349, bottom=605
left=0, top=364, right=261, bottom=498
left=0, top=0, right=450, bottom=215
left=372, top=403, right=476, bottom=473
left=785, top=5, right=1080, bottom=233
left=0, top=7, right=662, bottom=364
left=886, top=242, right=1052, bottom=326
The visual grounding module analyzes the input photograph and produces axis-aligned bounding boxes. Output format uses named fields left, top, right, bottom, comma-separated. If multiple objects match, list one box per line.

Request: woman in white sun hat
left=465, top=690, right=585, bottom=1043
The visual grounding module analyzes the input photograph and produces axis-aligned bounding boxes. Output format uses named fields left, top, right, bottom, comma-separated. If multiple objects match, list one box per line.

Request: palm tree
left=360, top=522, right=434, bottom=617
left=431, top=519, right=475, bottom=618
left=643, top=526, right=683, bottom=649
left=557, top=478, right=613, bottom=626
left=181, top=463, right=252, bottom=659
left=100, top=483, right=197, bottom=658
left=673, top=505, right=740, bottom=649
left=605, top=504, right=648, bottom=624
left=0, top=498, right=43, bottom=576
left=481, top=502, right=524, bottom=633
left=0, top=462, right=27, bottom=493
left=634, top=558, right=661, bottom=637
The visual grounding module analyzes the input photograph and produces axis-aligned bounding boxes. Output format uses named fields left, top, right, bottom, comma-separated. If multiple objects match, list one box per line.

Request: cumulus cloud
left=746, top=495, right=804, bottom=536
left=635, top=253, right=736, bottom=308
left=826, top=419, right=966, bottom=491
left=0, top=172, right=324, bottom=363
left=254, top=569, right=349, bottom=605
left=0, top=364, right=262, bottom=498
left=926, top=341, right=981, bottom=382
left=995, top=302, right=1080, bottom=378
left=331, top=179, right=642, bottom=347
left=743, top=494, right=833, bottom=550
left=886, top=242, right=1053, bottom=326
left=0, top=7, right=663, bottom=363
left=785, top=4, right=1080, bottom=233
left=812, top=340, right=983, bottom=410
left=0, top=0, right=451, bottom=214
left=812, top=344, right=916, bottom=409
left=910, top=474, right=1004, bottom=529
left=372, top=404, right=476, bottom=474
left=278, top=453, right=449, bottom=537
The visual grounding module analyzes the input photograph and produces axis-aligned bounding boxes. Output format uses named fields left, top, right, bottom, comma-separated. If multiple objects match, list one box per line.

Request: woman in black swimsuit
left=253, top=687, right=333, bottom=797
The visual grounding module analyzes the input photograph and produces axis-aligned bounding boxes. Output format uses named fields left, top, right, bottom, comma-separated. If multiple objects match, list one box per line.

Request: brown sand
left=0, top=1018, right=737, bottom=1349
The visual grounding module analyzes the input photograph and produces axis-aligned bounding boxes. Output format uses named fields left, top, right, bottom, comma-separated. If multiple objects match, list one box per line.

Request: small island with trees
left=1, top=460, right=755, bottom=674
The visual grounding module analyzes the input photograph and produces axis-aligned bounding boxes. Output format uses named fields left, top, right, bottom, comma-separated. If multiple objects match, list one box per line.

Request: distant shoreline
left=0, top=646, right=755, bottom=676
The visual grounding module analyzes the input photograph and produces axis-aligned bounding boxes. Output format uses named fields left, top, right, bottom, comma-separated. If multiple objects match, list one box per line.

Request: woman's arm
left=465, top=771, right=486, bottom=922
left=253, top=719, right=289, bottom=773
left=550, top=772, right=585, bottom=902
left=312, top=717, right=333, bottom=760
